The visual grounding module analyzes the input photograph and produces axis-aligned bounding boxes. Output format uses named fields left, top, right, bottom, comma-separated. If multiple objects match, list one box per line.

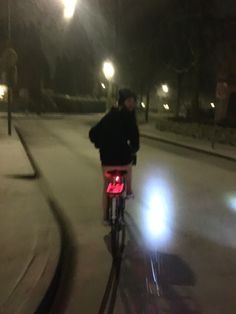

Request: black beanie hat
left=118, top=88, right=137, bottom=106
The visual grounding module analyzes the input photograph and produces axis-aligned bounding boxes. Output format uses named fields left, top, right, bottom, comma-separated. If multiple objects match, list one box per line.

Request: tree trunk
left=191, top=67, right=200, bottom=121
left=145, top=91, right=150, bottom=123
left=175, top=73, right=182, bottom=118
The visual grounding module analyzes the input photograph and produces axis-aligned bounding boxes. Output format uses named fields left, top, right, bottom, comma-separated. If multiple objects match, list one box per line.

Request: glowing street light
left=0, top=85, right=7, bottom=100
left=103, top=61, right=115, bottom=81
left=101, top=82, right=106, bottom=89
left=63, top=0, right=77, bottom=19
left=210, top=102, right=215, bottom=108
left=163, top=104, right=170, bottom=111
left=141, top=102, right=146, bottom=108
left=102, top=61, right=115, bottom=110
left=162, top=84, right=169, bottom=94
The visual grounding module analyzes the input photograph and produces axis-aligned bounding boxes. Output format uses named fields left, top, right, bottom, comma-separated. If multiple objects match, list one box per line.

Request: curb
left=14, top=125, right=76, bottom=313
left=140, top=132, right=236, bottom=162
left=15, top=126, right=40, bottom=179
left=14, top=126, right=63, bottom=313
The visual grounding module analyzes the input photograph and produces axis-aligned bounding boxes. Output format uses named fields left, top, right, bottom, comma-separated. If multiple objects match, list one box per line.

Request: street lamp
left=162, top=84, right=169, bottom=94
left=163, top=104, right=170, bottom=111
left=63, top=0, right=77, bottom=19
left=103, top=61, right=115, bottom=81
left=0, top=85, right=8, bottom=101
left=6, top=0, right=13, bottom=136
left=102, top=61, right=115, bottom=110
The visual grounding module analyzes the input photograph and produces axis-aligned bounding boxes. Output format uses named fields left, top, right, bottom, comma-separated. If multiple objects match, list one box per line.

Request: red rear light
left=106, top=173, right=124, bottom=194
left=106, top=183, right=124, bottom=194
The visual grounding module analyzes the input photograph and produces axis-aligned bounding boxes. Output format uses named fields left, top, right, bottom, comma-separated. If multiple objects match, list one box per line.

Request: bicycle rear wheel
left=111, top=223, right=126, bottom=258
left=111, top=199, right=126, bottom=259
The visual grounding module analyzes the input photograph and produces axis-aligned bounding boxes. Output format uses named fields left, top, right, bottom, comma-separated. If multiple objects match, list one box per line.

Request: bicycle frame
left=106, top=171, right=127, bottom=258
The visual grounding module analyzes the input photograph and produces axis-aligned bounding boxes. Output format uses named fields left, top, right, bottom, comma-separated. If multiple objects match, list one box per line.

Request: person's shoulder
left=110, top=107, right=119, bottom=114
left=97, top=108, right=118, bottom=126
left=106, top=107, right=120, bottom=119
left=99, top=111, right=111, bottom=121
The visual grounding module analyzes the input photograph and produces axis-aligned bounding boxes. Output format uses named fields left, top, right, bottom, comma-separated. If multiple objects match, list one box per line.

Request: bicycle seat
left=106, top=170, right=127, bottom=177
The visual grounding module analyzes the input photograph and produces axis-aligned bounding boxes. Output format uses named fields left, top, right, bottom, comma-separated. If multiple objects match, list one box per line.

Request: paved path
left=15, top=114, right=236, bottom=314
left=0, top=117, right=60, bottom=314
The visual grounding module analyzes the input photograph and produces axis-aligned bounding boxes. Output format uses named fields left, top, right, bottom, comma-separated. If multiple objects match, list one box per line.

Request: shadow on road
left=117, top=240, right=200, bottom=313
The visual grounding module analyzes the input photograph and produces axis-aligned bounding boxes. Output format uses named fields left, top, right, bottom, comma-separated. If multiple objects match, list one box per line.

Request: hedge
left=156, top=118, right=236, bottom=146
left=52, top=95, right=106, bottom=113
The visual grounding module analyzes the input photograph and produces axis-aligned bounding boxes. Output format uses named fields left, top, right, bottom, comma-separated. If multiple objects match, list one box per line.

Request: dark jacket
left=89, top=108, right=140, bottom=166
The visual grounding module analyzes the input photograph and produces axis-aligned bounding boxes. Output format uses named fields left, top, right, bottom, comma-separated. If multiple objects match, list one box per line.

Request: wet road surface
left=16, top=115, right=236, bottom=314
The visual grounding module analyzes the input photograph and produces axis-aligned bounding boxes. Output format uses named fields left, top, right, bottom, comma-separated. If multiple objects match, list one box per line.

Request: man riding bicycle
left=89, top=88, right=140, bottom=224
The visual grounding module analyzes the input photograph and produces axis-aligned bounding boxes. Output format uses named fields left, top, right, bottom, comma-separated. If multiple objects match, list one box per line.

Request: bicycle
left=106, top=170, right=127, bottom=259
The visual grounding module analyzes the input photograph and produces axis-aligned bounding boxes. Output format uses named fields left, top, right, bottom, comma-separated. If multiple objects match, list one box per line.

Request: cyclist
left=89, top=88, right=140, bottom=224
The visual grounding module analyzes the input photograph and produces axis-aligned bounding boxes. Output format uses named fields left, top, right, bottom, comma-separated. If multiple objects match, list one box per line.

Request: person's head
left=118, top=88, right=137, bottom=112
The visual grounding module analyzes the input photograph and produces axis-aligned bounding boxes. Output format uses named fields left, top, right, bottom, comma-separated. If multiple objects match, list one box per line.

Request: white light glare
left=226, top=195, right=236, bottom=212
left=0, top=85, right=7, bottom=100
left=141, top=178, right=174, bottom=249
left=162, top=84, right=169, bottom=93
left=103, top=61, right=115, bottom=80
left=101, top=83, right=106, bottom=89
left=147, top=195, right=167, bottom=237
left=163, top=104, right=170, bottom=110
left=63, top=0, right=77, bottom=19
left=211, top=102, right=215, bottom=108
left=141, top=102, right=146, bottom=108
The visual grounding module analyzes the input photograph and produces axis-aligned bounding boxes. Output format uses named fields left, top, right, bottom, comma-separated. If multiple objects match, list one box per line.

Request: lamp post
left=7, top=0, right=12, bottom=136
left=7, top=0, right=11, bottom=41
left=5, top=0, right=18, bottom=136
left=102, top=61, right=115, bottom=111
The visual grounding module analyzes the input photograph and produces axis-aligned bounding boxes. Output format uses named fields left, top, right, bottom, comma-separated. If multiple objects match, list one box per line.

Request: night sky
left=0, top=0, right=236, bottom=79
left=50, top=1, right=236, bottom=88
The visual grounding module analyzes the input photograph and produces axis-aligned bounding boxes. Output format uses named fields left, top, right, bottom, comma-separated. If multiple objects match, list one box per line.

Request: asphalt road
left=16, top=114, right=236, bottom=314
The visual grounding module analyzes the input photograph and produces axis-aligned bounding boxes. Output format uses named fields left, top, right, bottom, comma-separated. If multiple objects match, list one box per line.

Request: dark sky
left=1, top=0, right=236, bottom=70
left=218, top=0, right=236, bottom=17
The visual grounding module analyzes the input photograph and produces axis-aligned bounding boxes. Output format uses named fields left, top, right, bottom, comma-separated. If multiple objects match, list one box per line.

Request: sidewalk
left=140, top=122, right=236, bottom=161
left=0, top=118, right=60, bottom=313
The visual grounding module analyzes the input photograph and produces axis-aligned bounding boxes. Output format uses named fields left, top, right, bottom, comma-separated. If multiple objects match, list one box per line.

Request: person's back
left=89, top=106, right=139, bottom=166
left=89, top=88, right=140, bottom=224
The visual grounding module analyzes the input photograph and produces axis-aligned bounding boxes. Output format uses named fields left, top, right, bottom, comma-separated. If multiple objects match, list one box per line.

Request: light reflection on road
left=226, top=193, right=236, bottom=212
left=141, top=176, right=174, bottom=249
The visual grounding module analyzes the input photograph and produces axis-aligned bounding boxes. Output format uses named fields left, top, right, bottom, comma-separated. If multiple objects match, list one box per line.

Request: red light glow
left=106, top=183, right=124, bottom=194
